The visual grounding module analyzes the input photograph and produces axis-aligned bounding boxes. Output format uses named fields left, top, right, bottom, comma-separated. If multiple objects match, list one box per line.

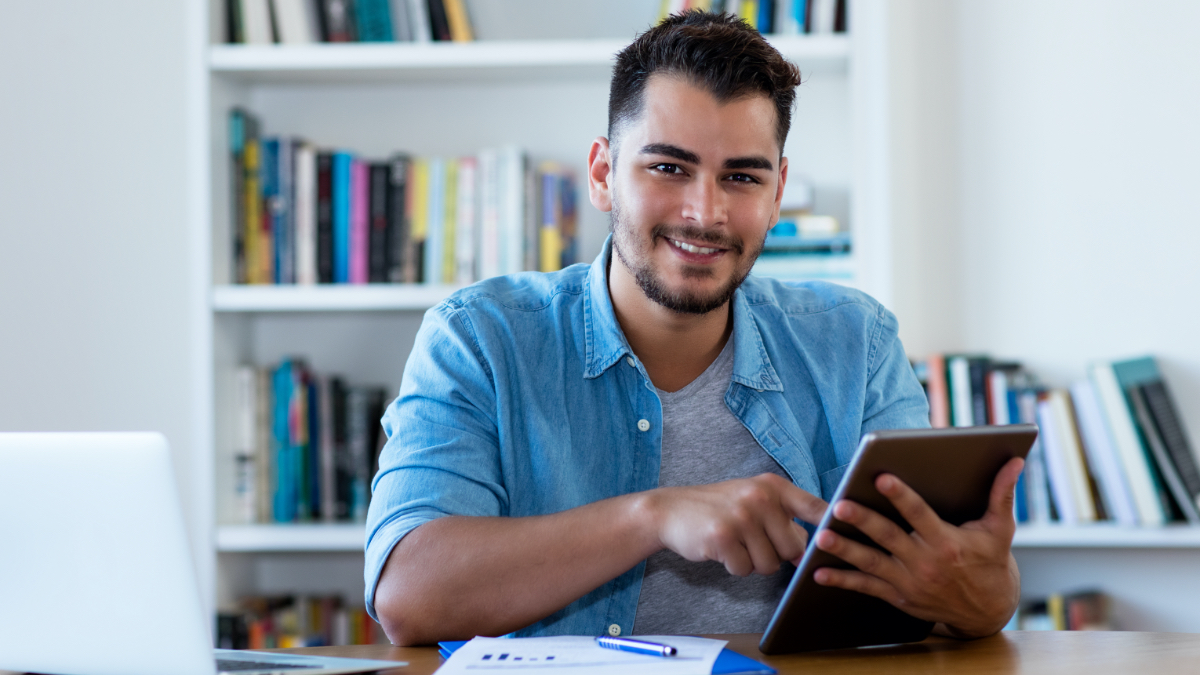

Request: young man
left=365, top=12, right=1023, bottom=646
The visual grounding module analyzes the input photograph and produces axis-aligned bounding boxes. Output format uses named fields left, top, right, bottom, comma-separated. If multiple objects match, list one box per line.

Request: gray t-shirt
left=631, top=337, right=794, bottom=635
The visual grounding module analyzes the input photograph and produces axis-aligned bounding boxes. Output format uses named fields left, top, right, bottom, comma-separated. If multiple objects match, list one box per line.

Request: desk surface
left=277, top=631, right=1200, bottom=674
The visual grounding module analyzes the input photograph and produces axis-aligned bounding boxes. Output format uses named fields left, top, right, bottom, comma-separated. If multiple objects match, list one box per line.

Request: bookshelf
left=198, top=0, right=893, bottom=618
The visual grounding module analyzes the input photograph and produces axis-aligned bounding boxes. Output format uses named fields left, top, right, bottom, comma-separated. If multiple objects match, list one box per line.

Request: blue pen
left=595, top=636, right=678, bottom=657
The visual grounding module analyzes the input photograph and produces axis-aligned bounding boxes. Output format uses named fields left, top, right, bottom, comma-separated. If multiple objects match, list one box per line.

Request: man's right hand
left=645, top=473, right=828, bottom=577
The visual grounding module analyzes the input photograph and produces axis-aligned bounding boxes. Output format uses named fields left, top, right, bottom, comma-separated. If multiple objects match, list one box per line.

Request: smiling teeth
left=671, top=239, right=719, bottom=255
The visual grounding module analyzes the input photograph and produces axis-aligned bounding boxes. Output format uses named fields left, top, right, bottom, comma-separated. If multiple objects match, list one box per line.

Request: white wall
left=0, top=0, right=201, bottom=574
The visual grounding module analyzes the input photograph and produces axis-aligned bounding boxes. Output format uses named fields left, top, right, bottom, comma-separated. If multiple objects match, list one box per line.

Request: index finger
left=779, top=480, right=828, bottom=525
left=874, top=473, right=947, bottom=544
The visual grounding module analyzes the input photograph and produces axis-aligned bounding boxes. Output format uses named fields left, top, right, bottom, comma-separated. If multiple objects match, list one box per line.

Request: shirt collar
left=582, top=234, right=783, bottom=392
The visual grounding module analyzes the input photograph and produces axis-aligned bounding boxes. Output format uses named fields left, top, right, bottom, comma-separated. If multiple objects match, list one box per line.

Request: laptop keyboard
left=216, top=658, right=324, bottom=672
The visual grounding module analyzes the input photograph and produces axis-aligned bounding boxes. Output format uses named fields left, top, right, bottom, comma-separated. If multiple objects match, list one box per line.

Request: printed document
left=435, top=635, right=726, bottom=675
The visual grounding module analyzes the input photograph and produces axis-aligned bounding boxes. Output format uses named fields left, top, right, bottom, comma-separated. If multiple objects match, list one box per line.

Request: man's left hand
left=811, top=457, right=1025, bottom=639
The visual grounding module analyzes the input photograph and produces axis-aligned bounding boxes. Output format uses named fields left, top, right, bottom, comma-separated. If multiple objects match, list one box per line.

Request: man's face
left=605, top=75, right=786, bottom=315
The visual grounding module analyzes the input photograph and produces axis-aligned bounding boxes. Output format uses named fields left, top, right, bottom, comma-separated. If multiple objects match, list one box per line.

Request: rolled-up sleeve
left=860, top=305, right=931, bottom=435
left=364, top=301, right=507, bottom=620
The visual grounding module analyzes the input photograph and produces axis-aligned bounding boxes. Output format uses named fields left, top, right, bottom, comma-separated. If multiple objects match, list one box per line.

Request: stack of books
left=227, top=0, right=475, bottom=44
left=1011, top=589, right=1112, bottom=631
left=229, top=109, right=579, bottom=287
left=911, top=355, right=1200, bottom=527
left=217, top=594, right=386, bottom=649
left=231, top=362, right=389, bottom=525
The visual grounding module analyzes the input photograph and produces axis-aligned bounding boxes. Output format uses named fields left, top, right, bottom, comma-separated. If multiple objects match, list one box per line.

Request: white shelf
left=1013, top=524, right=1200, bottom=549
left=217, top=523, right=366, bottom=552
left=208, top=35, right=850, bottom=83
left=212, top=284, right=460, bottom=312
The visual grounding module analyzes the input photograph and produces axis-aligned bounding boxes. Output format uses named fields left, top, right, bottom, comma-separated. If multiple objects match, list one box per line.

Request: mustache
left=650, top=225, right=745, bottom=256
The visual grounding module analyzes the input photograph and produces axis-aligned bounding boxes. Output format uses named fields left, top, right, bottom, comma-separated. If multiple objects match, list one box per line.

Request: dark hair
left=608, top=10, right=801, bottom=159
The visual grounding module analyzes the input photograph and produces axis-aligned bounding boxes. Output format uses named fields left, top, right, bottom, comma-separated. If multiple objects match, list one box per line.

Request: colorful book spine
left=332, top=151, right=352, bottom=283
left=368, top=162, right=392, bottom=283
left=424, top=156, right=445, bottom=285
left=442, top=159, right=457, bottom=284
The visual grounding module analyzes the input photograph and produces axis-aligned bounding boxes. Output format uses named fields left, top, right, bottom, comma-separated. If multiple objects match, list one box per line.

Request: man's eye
left=653, top=163, right=682, bottom=174
left=727, top=173, right=758, bottom=183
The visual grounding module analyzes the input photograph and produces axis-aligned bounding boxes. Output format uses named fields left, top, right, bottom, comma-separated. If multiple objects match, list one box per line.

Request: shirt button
left=626, top=357, right=635, bottom=367
left=637, top=419, right=650, bottom=432
left=608, top=624, right=622, bottom=637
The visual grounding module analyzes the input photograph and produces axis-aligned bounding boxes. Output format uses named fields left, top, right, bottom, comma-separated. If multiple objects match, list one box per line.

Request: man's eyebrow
left=724, top=156, right=775, bottom=171
left=639, top=143, right=700, bottom=165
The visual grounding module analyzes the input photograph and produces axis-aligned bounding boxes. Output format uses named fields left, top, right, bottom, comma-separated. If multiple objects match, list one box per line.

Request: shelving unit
left=196, top=0, right=895, bottom=618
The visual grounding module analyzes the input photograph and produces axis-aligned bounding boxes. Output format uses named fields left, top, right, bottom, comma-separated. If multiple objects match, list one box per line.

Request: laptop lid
left=0, top=432, right=214, bottom=675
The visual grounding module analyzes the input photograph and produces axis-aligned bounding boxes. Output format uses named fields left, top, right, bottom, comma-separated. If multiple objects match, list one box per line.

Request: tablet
left=758, top=424, right=1038, bottom=654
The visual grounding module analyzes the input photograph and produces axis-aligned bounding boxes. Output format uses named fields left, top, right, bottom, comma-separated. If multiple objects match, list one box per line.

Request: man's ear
left=771, top=156, right=789, bottom=225
left=588, top=136, right=613, bottom=213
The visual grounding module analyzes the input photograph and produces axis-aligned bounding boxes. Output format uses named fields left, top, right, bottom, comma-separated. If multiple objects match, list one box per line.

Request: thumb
left=983, top=456, right=1025, bottom=530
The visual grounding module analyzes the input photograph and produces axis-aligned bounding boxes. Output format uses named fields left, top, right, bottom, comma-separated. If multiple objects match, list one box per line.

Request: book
left=1089, top=360, right=1167, bottom=526
left=442, top=0, right=474, bottom=42
left=241, top=0, right=274, bottom=44
left=1037, top=392, right=1096, bottom=524
left=1140, top=379, right=1200, bottom=515
left=387, top=154, right=414, bottom=283
left=226, top=0, right=244, bottom=43
left=947, top=356, right=973, bottom=427
left=1070, top=379, right=1139, bottom=526
left=424, top=156, right=445, bottom=285
left=441, top=158, right=457, bottom=284
left=294, top=142, right=318, bottom=285
left=354, top=0, right=394, bottom=41
left=229, top=109, right=248, bottom=284
left=318, top=0, right=357, bottom=42
left=405, top=0, right=432, bottom=43
left=271, top=0, right=316, bottom=43
left=1016, top=386, right=1052, bottom=523
left=368, top=162, right=392, bottom=283
left=260, top=138, right=281, bottom=284
left=389, top=0, right=413, bottom=41
left=316, top=152, right=335, bottom=284
left=234, top=366, right=259, bottom=524
left=477, top=148, right=501, bottom=280
left=500, top=147, right=526, bottom=275
left=332, top=151, right=353, bottom=283
left=272, top=360, right=297, bottom=523
left=455, top=156, right=478, bottom=285
left=924, top=354, right=950, bottom=428
left=410, top=157, right=430, bottom=283
left=426, top=0, right=451, bottom=41
left=349, top=158, right=369, bottom=284
left=968, top=356, right=990, bottom=426
left=1129, top=384, right=1199, bottom=523
left=274, top=137, right=295, bottom=284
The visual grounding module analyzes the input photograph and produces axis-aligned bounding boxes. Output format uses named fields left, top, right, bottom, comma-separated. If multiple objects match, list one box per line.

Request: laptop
left=0, top=432, right=406, bottom=675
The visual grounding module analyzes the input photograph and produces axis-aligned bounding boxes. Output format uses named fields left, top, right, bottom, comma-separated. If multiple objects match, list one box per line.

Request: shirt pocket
left=818, top=462, right=850, bottom=500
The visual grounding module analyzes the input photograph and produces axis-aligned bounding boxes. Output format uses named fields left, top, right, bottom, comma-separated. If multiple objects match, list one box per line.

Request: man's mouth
left=666, top=237, right=725, bottom=255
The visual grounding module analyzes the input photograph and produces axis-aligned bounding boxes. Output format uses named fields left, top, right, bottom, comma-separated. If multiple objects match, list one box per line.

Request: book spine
left=441, top=159, right=457, bottom=284
left=424, top=157, right=445, bottom=284
left=442, top=0, right=473, bottom=41
left=408, top=158, right=428, bottom=283
left=948, top=356, right=973, bottom=427
left=350, top=159, right=369, bottom=284
left=306, top=374, right=321, bottom=520
left=347, top=388, right=370, bottom=521
left=389, top=0, right=413, bottom=41
left=273, top=361, right=296, bottom=522
left=294, top=143, right=318, bottom=285
left=333, top=151, right=352, bottom=283
left=477, top=149, right=500, bottom=279
left=407, top=0, right=432, bottom=42
left=924, top=354, right=949, bottom=428
left=234, top=365, right=258, bottom=524
left=560, top=171, right=577, bottom=268
left=318, top=376, right=336, bottom=521
left=368, top=162, right=392, bottom=283
left=355, top=0, right=395, bottom=41
left=229, top=110, right=247, bottom=284
left=255, top=368, right=273, bottom=522
left=320, top=0, right=357, bottom=41
left=1017, top=388, right=1052, bottom=523
left=426, top=0, right=451, bottom=41
left=968, top=357, right=990, bottom=427
left=1089, top=362, right=1166, bottom=525
left=1141, top=380, right=1200, bottom=511
left=1037, top=397, right=1077, bottom=524
left=261, top=138, right=280, bottom=284
left=1130, top=385, right=1200, bottom=523
left=455, top=156, right=477, bottom=285
left=387, top=155, right=411, bottom=283
left=540, top=168, right=561, bottom=273
left=501, top=148, right=525, bottom=276
left=1051, top=389, right=1099, bottom=522
left=331, top=377, right=350, bottom=520
left=1071, top=380, right=1139, bottom=526
left=276, top=137, right=294, bottom=284
left=316, top=152, right=335, bottom=283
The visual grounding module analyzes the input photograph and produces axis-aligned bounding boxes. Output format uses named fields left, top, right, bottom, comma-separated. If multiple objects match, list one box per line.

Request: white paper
left=435, top=635, right=727, bottom=675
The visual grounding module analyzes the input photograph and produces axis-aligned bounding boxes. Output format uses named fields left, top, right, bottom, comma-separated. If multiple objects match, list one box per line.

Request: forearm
left=373, top=492, right=662, bottom=646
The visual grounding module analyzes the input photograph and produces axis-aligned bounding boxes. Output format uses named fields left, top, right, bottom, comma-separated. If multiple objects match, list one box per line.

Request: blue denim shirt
left=364, top=236, right=930, bottom=636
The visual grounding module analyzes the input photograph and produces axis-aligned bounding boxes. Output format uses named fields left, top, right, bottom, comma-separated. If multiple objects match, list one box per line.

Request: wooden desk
left=278, top=631, right=1200, bottom=674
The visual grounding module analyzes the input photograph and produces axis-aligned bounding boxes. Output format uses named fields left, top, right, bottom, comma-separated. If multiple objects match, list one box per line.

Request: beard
left=609, top=197, right=767, bottom=315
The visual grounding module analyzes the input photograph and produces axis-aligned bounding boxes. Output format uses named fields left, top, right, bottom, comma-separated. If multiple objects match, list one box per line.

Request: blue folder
left=437, top=640, right=775, bottom=675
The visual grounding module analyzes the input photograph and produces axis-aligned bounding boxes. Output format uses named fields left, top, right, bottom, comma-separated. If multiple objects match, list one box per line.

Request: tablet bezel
left=758, top=424, right=1038, bottom=654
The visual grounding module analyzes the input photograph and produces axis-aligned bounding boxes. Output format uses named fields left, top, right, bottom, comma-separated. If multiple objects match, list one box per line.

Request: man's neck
left=608, top=255, right=733, bottom=393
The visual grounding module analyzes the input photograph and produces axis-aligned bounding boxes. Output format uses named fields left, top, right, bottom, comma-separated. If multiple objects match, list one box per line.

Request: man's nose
left=680, top=178, right=728, bottom=227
